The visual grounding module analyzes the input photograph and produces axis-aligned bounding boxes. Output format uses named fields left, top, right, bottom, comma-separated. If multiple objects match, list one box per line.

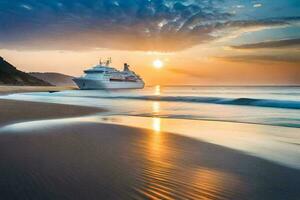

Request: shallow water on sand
left=1, top=115, right=300, bottom=170
left=0, top=121, right=300, bottom=200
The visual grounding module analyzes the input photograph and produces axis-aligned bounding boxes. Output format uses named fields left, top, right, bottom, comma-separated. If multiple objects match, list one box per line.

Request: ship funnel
left=124, top=63, right=130, bottom=71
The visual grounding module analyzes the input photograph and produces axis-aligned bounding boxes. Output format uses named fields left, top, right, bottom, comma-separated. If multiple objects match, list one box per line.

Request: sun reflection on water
left=152, top=117, right=161, bottom=132
left=152, top=102, right=160, bottom=114
left=154, top=85, right=161, bottom=95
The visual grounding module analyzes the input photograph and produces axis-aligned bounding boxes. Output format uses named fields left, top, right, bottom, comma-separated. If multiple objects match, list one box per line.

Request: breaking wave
left=100, top=96, right=300, bottom=109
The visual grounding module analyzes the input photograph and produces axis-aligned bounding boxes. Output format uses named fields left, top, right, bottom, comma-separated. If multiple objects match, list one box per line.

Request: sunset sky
left=0, top=0, right=299, bottom=85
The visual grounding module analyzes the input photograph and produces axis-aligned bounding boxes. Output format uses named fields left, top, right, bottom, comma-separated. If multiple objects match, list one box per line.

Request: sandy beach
left=0, top=94, right=300, bottom=199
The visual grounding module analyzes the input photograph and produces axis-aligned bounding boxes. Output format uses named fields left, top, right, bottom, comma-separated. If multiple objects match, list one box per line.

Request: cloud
left=168, top=68, right=207, bottom=78
left=217, top=54, right=300, bottom=64
left=253, top=3, right=262, bottom=8
left=20, top=4, right=32, bottom=10
left=0, top=0, right=299, bottom=51
left=231, top=38, right=300, bottom=49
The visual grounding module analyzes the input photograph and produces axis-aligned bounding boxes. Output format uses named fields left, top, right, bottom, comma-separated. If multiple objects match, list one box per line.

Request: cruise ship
left=73, top=58, right=145, bottom=90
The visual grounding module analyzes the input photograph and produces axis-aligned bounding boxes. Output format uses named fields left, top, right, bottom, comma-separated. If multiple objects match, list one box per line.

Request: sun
left=153, top=59, right=164, bottom=69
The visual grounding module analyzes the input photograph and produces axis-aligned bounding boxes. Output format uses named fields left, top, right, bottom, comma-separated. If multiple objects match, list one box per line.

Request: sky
left=0, top=0, right=299, bottom=85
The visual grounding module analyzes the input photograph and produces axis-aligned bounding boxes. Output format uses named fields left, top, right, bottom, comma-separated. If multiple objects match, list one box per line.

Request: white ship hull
left=73, top=78, right=145, bottom=90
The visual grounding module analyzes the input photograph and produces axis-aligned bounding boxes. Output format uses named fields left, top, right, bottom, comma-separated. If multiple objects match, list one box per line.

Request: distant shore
left=0, top=87, right=299, bottom=199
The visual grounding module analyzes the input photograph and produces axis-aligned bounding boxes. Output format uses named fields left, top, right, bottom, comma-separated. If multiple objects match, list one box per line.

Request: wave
left=99, top=95, right=300, bottom=109
left=128, top=113, right=300, bottom=128
left=18, top=91, right=300, bottom=109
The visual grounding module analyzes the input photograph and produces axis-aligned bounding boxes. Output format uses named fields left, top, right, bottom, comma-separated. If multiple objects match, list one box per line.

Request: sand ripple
left=0, top=123, right=299, bottom=199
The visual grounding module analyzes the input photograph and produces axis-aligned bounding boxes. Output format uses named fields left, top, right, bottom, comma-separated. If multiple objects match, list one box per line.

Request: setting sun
left=153, top=59, right=164, bottom=69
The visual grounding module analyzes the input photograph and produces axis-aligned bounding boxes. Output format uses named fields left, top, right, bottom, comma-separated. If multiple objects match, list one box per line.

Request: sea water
left=2, top=86, right=300, bottom=128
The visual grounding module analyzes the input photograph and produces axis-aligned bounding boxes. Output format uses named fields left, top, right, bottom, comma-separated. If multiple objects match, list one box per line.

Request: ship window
left=85, top=70, right=104, bottom=73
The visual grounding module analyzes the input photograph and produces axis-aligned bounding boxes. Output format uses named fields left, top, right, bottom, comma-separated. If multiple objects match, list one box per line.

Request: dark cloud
left=217, top=54, right=300, bottom=64
left=0, top=0, right=299, bottom=51
left=231, top=38, right=300, bottom=49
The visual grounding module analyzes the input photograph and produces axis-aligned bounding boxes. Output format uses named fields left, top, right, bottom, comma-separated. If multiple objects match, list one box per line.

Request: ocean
left=3, top=86, right=300, bottom=127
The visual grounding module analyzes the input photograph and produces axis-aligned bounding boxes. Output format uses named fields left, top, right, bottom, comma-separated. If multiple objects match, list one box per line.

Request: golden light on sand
left=153, top=59, right=164, bottom=69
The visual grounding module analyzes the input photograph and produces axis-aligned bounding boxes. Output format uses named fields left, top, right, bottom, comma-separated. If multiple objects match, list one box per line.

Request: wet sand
left=0, top=86, right=76, bottom=95
left=0, top=99, right=105, bottom=126
left=0, top=100, right=300, bottom=199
